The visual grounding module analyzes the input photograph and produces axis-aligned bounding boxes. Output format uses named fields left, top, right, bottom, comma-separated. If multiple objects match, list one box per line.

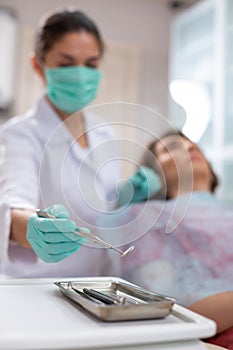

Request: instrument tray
left=55, top=277, right=175, bottom=321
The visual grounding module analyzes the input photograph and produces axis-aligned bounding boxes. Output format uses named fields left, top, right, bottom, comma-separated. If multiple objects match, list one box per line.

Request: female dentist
left=0, top=9, right=121, bottom=278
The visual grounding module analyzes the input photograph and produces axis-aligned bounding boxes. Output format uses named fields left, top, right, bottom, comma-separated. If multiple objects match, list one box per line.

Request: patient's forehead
left=155, top=134, right=188, bottom=154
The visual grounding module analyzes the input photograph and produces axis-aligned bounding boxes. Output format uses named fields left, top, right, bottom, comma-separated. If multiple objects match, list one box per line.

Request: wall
left=0, top=0, right=176, bottom=175
left=0, top=0, right=172, bottom=118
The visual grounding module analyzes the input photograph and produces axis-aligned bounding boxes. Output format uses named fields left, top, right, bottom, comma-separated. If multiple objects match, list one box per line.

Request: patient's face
left=154, top=135, right=213, bottom=196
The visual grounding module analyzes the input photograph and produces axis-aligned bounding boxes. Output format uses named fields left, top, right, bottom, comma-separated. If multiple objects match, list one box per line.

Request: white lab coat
left=0, top=96, right=121, bottom=279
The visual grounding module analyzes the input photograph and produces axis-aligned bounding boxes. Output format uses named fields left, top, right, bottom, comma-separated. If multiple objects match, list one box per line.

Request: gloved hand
left=26, top=204, right=87, bottom=263
left=117, top=166, right=161, bottom=207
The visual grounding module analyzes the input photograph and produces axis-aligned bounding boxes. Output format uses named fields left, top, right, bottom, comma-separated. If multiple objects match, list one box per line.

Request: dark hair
left=35, top=9, right=104, bottom=63
left=142, top=130, right=219, bottom=196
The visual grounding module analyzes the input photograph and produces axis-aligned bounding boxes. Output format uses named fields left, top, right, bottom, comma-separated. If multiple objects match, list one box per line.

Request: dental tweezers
left=82, top=288, right=126, bottom=305
left=36, top=209, right=134, bottom=258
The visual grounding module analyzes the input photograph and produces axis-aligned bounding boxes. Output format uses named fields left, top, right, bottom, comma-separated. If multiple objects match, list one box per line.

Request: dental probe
left=36, top=210, right=135, bottom=258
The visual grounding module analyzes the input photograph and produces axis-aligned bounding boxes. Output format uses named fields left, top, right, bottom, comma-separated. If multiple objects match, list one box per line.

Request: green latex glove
left=117, top=166, right=161, bottom=207
left=26, top=204, right=87, bottom=263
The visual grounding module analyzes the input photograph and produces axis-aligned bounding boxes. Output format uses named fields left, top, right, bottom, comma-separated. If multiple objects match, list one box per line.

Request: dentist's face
left=43, top=31, right=101, bottom=69
left=154, top=135, right=213, bottom=197
left=31, top=30, right=102, bottom=115
left=32, top=31, right=101, bottom=82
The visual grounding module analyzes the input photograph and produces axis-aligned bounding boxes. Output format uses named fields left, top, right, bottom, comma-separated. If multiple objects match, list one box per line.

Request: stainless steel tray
left=55, top=277, right=175, bottom=321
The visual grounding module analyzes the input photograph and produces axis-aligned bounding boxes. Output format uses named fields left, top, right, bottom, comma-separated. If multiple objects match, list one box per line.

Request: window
left=169, top=0, right=233, bottom=201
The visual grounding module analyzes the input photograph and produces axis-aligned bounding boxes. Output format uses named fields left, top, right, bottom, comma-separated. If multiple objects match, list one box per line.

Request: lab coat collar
left=33, top=96, right=75, bottom=145
left=34, top=96, right=110, bottom=147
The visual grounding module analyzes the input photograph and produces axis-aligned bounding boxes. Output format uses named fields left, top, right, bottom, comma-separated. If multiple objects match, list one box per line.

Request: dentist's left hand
left=26, top=204, right=87, bottom=263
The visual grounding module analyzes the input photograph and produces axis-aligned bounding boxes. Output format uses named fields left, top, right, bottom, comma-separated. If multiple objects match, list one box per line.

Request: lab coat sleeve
left=0, top=122, right=42, bottom=268
left=0, top=121, right=41, bottom=209
left=0, top=202, right=11, bottom=267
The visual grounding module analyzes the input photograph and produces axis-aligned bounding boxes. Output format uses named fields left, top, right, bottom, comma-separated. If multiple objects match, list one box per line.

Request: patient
left=116, top=130, right=233, bottom=349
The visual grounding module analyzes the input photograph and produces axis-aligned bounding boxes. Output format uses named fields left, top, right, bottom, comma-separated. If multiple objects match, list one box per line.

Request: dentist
left=0, top=9, right=121, bottom=278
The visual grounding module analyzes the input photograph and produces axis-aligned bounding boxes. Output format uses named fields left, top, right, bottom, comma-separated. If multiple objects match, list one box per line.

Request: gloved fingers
left=117, top=166, right=162, bottom=206
left=65, top=226, right=90, bottom=242
left=30, top=240, right=79, bottom=263
left=45, top=232, right=87, bottom=245
left=128, top=171, right=143, bottom=187
left=45, top=204, right=70, bottom=219
left=28, top=214, right=76, bottom=233
left=37, top=225, right=87, bottom=244
left=142, top=167, right=161, bottom=197
left=27, top=226, right=86, bottom=247
left=135, top=166, right=161, bottom=198
left=34, top=231, right=86, bottom=244
left=141, top=166, right=160, bottom=183
left=129, top=167, right=155, bottom=188
left=30, top=231, right=83, bottom=255
left=117, top=183, right=134, bottom=207
left=75, top=227, right=90, bottom=234
left=63, top=231, right=88, bottom=243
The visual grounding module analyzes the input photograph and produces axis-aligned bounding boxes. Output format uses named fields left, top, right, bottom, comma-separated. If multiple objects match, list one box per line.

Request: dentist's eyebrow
left=57, top=53, right=101, bottom=63
left=86, top=56, right=100, bottom=62
left=57, top=53, right=76, bottom=61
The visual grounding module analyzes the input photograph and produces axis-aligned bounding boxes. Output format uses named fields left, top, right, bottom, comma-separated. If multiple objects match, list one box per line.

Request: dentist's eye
left=58, top=63, right=72, bottom=67
left=86, top=63, right=97, bottom=69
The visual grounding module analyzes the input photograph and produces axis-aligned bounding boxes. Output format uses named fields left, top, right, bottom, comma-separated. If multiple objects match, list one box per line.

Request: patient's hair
left=141, top=130, right=219, bottom=198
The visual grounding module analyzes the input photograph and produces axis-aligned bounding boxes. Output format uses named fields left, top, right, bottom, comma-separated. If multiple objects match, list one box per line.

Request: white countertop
left=0, top=277, right=216, bottom=350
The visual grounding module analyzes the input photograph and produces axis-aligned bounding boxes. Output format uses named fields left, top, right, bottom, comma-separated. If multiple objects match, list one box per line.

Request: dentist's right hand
left=26, top=204, right=87, bottom=263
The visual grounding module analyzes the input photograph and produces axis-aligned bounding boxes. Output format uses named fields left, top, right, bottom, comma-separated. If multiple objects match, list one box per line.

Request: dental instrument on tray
left=82, top=288, right=126, bottom=305
left=69, top=285, right=104, bottom=305
left=36, top=210, right=135, bottom=258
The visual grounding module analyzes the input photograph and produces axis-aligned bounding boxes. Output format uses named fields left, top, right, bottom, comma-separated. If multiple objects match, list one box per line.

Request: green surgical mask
left=45, top=66, right=102, bottom=114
